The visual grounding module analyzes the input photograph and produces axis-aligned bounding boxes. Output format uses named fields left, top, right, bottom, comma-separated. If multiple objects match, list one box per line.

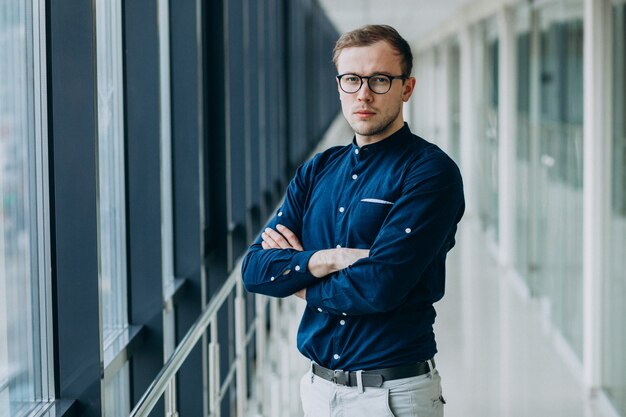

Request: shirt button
left=339, top=207, right=345, bottom=213
left=340, top=320, right=346, bottom=326
left=278, top=211, right=283, bottom=217
left=295, top=265, right=301, bottom=271
left=317, top=308, right=323, bottom=313
left=333, top=354, right=340, bottom=360
left=342, top=312, right=347, bottom=316
left=270, top=276, right=275, bottom=281
left=336, top=244, right=342, bottom=248
left=354, top=149, right=359, bottom=155
left=351, top=174, right=358, bottom=180
left=405, top=228, right=412, bottom=233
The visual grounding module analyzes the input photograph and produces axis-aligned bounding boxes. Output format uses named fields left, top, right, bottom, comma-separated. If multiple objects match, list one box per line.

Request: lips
left=354, top=109, right=375, bottom=117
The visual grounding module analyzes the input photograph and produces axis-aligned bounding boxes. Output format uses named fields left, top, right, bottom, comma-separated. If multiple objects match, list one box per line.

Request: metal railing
left=129, top=259, right=255, bottom=417
left=129, top=115, right=350, bottom=417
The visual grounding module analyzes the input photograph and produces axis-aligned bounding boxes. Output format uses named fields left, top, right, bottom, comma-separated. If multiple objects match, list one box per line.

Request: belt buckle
left=332, top=370, right=349, bottom=385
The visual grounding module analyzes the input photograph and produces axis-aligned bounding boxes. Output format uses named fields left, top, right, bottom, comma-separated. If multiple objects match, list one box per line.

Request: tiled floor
left=434, top=217, right=610, bottom=417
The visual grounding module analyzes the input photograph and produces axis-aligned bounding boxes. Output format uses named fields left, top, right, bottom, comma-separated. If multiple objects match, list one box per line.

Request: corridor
left=437, top=218, right=603, bottom=417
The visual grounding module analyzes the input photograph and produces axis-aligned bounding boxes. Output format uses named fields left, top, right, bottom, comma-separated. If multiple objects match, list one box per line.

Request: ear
left=401, top=77, right=416, bottom=102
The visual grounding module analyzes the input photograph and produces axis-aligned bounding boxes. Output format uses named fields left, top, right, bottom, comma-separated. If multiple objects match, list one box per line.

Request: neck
left=355, top=120, right=405, bottom=147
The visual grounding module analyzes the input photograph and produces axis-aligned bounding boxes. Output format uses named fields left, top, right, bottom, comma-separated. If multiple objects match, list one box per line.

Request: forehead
left=336, top=41, right=403, bottom=75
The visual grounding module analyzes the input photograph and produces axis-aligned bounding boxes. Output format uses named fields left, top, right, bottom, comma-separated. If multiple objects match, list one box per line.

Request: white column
left=438, top=43, right=452, bottom=153
left=583, top=0, right=612, bottom=391
left=497, top=7, right=517, bottom=267
left=459, top=26, right=477, bottom=216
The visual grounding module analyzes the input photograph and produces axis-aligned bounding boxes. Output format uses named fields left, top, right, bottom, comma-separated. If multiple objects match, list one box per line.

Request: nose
left=356, top=81, right=373, bottom=102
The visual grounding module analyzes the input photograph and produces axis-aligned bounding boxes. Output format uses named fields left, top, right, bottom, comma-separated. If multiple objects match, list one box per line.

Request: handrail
left=129, top=261, right=240, bottom=417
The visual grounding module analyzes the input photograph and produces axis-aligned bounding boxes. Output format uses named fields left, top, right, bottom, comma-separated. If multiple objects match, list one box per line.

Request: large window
left=95, top=0, right=130, bottom=414
left=534, top=1, right=584, bottom=358
left=604, top=1, right=626, bottom=414
left=514, top=3, right=532, bottom=282
left=475, top=18, right=499, bottom=244
left=0, top=1, right=53, bottom=416
left=512, top=0, right=584, bottom=360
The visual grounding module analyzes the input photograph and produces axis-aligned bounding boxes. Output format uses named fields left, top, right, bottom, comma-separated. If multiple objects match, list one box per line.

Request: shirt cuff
left=286, top=250, right=318, bottom=289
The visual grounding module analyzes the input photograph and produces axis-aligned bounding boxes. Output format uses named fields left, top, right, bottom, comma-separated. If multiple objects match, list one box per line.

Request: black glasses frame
left=336, top=73, right=407, bottom=94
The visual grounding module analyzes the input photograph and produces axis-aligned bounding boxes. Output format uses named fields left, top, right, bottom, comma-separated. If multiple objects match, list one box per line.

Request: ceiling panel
left=318, top=0, right=471, bottom=45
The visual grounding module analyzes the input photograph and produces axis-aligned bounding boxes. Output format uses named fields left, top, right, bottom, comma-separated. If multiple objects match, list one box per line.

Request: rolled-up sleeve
left=241, top=156, right=321, bottom=297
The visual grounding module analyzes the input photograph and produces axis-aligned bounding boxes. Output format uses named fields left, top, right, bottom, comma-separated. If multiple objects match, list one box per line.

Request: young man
left=242, top=24, right=464, bottom=417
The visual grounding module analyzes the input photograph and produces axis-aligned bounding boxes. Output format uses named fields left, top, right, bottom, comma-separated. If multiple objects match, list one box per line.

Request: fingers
left=261, top=225, right=303, bottom=251
left=276, top=224, right=303, bottom=251
left=262, top=227, right=292, bottom=249
left=261, top=230, right=281, bottom=249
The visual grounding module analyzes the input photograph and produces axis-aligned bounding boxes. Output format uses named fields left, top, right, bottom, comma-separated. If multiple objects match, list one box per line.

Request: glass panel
left=0, top=0, right=52, bottom=415
left=533, top=1, right=584, bottom=358
left=604, top=2, right=626, bottom=414
left=95, top=0, right=128, bottom=348
left=475, top=18, right=499, bottom=243
left=95, top=0, right=130, bottom=413
left=515, top=4, right=532, bottom=281
left=103, top=363, right=130, bottom=417
left=158, top=0, right=175, bottom=299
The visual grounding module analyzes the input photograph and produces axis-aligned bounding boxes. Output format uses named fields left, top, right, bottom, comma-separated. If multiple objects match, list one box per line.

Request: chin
left=352, top=120, right=389, bottom=137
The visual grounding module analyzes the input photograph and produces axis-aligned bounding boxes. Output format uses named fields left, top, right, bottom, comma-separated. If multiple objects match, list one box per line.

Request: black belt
left=311, top=359, right=435, bottom=388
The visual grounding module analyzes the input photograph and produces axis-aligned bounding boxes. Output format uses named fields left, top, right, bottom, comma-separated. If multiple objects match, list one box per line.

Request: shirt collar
left=351, top=123, right=412, bottom=153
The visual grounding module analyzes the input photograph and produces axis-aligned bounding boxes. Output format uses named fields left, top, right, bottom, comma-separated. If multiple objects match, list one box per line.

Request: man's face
left=335, top=41, right=415, bottom=144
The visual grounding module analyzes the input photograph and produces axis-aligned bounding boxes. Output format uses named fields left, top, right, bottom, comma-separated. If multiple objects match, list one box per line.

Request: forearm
left=241, top=244, right=318, bottom=297
left=308, top=248, right=370, bottom=278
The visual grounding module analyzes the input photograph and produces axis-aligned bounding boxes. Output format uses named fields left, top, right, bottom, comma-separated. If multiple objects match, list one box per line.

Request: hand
left=308, top=248, right=370, bottom=278
left=294, top=288, right=306, bottom=299
left=261, top=224, right=303, bottom=251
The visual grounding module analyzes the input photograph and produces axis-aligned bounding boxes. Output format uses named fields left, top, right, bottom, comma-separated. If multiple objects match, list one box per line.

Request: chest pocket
left=348, top=199, right=394, bottom=246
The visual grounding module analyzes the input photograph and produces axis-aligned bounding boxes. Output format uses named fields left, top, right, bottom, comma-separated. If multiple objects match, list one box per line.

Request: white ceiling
left=318, top=0, right=471, bottom=46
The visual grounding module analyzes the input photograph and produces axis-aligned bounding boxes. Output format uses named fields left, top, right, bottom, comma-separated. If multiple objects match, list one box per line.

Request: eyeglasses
left=336, top=73, right=406, bottom=94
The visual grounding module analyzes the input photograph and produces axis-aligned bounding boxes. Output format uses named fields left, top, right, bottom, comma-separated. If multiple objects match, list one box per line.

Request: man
left=242, top=24, right=464, bottom=417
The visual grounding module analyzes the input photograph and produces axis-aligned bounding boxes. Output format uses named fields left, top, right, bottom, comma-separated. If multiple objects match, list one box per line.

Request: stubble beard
left=349, top=104, right=402, bottom=138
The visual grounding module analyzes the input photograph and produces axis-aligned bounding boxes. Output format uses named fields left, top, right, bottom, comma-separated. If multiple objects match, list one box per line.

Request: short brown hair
left=332, top=25, right=413, bottom=77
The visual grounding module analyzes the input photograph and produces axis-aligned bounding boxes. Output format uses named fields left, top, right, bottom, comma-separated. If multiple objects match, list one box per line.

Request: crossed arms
left=240, top=153, right=464, bottom=315
left=260, top=224, right=369, bottom=299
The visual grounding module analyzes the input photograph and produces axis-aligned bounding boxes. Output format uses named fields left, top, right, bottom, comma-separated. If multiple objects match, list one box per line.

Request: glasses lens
left=368, top=75, right=392, bottom=94
left=340, top=74, right=362, bottom=93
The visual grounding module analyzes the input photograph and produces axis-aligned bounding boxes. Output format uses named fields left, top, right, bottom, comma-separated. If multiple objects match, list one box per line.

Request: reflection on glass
left=0, top=1, right=51, bottom=416
left=95, top=0, right=129, bottom=413
left=605, top=3, right=626, bottom=414
left=510, top=0, right=586, bottom=359
left=533, top=1, right=584, bottom=359
left=513, top=0, right=584, bottom=360
left=96, top=0, right=128, bottom=349
left=104, top=363, right=130, bottom=417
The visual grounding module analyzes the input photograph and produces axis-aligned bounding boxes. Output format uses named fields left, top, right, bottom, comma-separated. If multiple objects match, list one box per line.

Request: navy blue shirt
left=242, top=123, right=464, bottom=371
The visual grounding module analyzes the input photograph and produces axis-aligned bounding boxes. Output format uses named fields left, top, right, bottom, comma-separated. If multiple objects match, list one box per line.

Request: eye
left=371, top=76, right=390, bottom=85
left=344, top=75, right=360, bottom=83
